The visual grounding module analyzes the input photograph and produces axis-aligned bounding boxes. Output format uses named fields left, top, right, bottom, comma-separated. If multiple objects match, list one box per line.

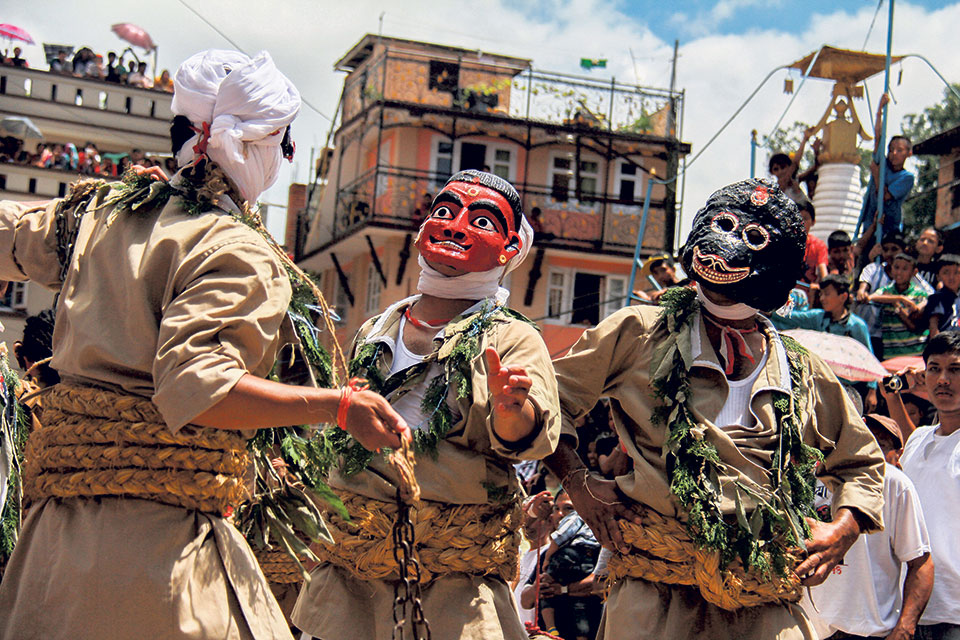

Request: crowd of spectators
left=0, top=44, right=173, bottom=92
left=0, top=136, right=176, bottom=178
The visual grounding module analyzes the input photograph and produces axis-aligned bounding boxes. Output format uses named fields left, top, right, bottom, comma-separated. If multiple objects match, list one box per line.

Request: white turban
left=171, top=49, right=300, bottom=204
left=417, top=215, right=535, bottom=303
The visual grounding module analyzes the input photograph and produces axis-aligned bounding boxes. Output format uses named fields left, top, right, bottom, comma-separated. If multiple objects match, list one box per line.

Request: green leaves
left=653, top=290, right=821, bottom=575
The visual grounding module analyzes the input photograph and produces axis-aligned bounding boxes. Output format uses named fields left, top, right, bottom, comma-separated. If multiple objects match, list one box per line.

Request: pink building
left=292, top=34, right=690, bottom=355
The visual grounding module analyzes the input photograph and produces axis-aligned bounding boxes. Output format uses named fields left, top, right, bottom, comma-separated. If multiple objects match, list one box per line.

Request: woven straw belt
left=22, top=383, right=250, bottom=515
left=605, top=507, right=803, bottom=611
left=313, top=490, right=523, bottom=583
left=256, top=548, right=306, bottom=584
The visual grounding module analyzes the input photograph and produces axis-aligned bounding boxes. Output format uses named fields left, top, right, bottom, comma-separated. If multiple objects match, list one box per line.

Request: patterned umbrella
left=0, top=116, right=43, bottom=140
left=781, top=329, right=887, bottom=382
left=110, top=23, right=156, bottom=51
left=0, top=24, right=35, bottom=45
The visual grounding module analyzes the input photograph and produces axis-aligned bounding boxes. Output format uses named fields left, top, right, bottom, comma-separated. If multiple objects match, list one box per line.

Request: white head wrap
left=417, top=216, right=535, bottom=303
left=171, top=49, right=301, bottom=203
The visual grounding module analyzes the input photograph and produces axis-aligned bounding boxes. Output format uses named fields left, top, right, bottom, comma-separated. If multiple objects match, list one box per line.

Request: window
left=547, top=271, right=566, bottom=318
left=0, top=282, right=27, bottom=310
left=570, top=272, right=602, bottom=325
left=365, top=262, right=382, bottom=315
left=492, top=149, right=512, bottom=180
left=28, top=178, right=36, bottom=194
left=616, top=159, right=642, bottom=203
left=578, top=160, right=599, bottom=203
left=549, top=154, right=600, bottom=204
left=432, top=139, right=453, bottom=188
left=429, top=60, right=460, bottom=93
left=550, top=156, right=572, bottom=202
left=0, top=174, right=6, bottom=191
left=604, top=276, right=627, bottom=318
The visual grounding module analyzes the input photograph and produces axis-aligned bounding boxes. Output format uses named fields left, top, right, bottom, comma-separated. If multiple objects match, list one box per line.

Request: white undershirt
left=389, top=316, right=438, bottom=432
left=714, top=349, right=768, bottom=430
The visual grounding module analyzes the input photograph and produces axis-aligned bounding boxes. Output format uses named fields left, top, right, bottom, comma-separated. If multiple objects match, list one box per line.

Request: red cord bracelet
left=337, top=377, right=370, bottom=429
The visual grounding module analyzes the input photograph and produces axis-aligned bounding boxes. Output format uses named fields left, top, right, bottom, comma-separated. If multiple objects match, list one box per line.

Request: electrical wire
left=175, top=0, right=333, bottom=122
left=861, top=0, right=885, bottom=51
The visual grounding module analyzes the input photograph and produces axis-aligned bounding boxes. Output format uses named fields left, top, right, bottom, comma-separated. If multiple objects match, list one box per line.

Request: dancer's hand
left=344, top=390, right=411, bottom=451
left=484, top=347, right=536, bottom=441
left=796, top=508, right=862, bottom=586
left=564, top=469, right=645, bottom=553
left=132, top=164, right=169, bottom=182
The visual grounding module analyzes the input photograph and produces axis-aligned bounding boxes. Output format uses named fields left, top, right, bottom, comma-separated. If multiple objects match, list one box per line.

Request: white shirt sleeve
left=889, top=469, right=931, bottom=564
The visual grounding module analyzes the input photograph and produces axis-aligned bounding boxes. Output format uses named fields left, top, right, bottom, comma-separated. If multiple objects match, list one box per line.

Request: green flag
left=580, top=58, right=607, bottom=70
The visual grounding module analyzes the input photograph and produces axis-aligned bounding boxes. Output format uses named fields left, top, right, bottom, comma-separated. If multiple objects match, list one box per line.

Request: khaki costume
left=554, top=304, right=885, bottom=640
left=292, top=299, right=560, bottom=640
left=0, top=192, right=293, bottom=639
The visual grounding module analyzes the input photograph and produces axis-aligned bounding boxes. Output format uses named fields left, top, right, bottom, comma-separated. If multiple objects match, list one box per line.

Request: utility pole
left=663, top=39, right=680, bottom=254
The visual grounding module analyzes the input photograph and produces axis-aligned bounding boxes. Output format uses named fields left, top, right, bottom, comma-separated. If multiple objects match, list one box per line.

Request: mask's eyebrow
left=432, top=191, right=463, bottom=210
left=467, top=199, right=510, bottom=234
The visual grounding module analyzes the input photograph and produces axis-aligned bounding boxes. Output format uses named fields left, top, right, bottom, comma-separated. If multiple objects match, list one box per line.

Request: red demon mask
left=416, top=177, right=522, bottom=273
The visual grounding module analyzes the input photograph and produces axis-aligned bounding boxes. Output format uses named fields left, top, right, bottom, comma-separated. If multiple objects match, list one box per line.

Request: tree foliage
left=900, top=83, right=960, bottom=234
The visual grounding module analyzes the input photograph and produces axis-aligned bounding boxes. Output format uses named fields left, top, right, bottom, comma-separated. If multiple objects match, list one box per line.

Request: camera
left=882, top=374, right=904, bottom=393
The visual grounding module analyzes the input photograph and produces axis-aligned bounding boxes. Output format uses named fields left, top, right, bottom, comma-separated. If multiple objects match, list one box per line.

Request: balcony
left=339, top=45, right=683, bottom=142
left=0, top=162, right=89, bottom=200
left=303, top=167, right=668, bottom=259
left=0, top=66, right=172, bottom=152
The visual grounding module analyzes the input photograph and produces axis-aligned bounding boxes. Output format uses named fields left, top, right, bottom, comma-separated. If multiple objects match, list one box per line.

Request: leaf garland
left=321, top=302, right=517, bottom=477
left=0, top=352, right=30, bottom=570
left=653, top=287, right=821, bottom=576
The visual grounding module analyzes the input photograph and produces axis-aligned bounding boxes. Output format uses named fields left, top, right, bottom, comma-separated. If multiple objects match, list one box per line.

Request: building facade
left=0, top=64, right=173, bottom=361
left=292, top=35, right=690, bottom=355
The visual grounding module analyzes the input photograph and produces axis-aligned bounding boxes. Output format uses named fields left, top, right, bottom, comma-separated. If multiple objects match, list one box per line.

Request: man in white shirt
left=806, top=413, right=933, bottom=640
left=901, top=330, right=960, bottom=640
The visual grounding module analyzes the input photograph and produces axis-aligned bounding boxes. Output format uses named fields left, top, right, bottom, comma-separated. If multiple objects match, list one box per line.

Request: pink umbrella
left=0, top=24, right=35, bottom=45
left=781, top=329, right=888, bottom=382
left=111, top=23, right=156, bottom=51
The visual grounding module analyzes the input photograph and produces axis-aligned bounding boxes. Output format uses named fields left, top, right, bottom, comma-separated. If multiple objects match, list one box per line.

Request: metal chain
left=391, top=488, right=431, bottom=640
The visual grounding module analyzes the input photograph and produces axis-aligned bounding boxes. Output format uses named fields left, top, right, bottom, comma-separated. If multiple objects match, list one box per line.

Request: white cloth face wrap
left=417, top=216, right=535, bottom=303
left=695, top=283, right=759, bottom=320
left=171, top=49, right=301, bottom=204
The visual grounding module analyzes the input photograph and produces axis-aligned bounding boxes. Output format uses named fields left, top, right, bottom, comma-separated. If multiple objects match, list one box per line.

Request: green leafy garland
left=652, top=287, right=821, bottom=576
left=56, top=168, right=341, bottom=572
left=316, top=302, right=512, bottom=478
left=0, top=351, right=30, bottom=571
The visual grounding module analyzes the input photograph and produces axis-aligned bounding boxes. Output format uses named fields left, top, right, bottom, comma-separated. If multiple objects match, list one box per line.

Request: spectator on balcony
left=50, top=50, right=70, bottom=74
left=155, top=69, right=174, bottom=92
left=63, top=143, right=80, bottom=172
left=9, top=47, right=27, bottom=68
left=129, top=148, right=145, bottom=166
left=81, top=143, right=101, bottom=175
left=117, top=155, right=131, bottom=175
left=71, top=48, right=94, bottom=76
left=127, top=62, right=153, bottom=89
left=105, top=52, right=123, bottom=83
left=86, top=54, right=105, bottom=80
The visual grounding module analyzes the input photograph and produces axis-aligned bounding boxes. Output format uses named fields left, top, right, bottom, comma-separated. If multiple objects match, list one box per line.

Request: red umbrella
left=111, top=23, right=156, bottom=51
left=0, top=24, right=35, bottom=45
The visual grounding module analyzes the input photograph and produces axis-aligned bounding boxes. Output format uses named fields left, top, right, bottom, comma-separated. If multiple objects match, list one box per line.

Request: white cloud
left=5, top=0, right=959, bottom=245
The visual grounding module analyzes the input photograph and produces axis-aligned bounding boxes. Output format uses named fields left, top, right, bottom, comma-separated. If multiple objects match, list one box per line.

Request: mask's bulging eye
left=710, top=212, right=739, bottom=234
left=742, top=224, right=771, bottom=250
left=472, top=215, right=495, bottom=231
left=431, top=205, right=454, bottom=219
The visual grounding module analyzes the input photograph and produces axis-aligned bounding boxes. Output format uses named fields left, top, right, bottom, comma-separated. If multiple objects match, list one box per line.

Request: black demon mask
left=680, top=179, right=805, bottom=311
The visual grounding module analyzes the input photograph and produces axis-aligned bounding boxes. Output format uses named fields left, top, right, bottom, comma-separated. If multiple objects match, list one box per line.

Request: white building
left=0, top=64, right=173, bottom=368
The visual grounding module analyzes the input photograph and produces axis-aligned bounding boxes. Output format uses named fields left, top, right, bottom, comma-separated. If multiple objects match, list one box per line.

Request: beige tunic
left=554, top=304, right=886, bottom=640
left=293, top=299, right=561, bottom=640
left=0, top=191, right=293, bottom=639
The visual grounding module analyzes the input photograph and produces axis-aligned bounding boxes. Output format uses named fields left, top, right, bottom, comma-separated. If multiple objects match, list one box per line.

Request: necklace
left=404, top=307, right=452, bottom=330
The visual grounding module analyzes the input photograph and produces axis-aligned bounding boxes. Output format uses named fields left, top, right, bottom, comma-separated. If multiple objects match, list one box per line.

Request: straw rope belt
left=313, top=490, right=523, bottom=583
left=256, top=548, right=306, bottom=584
left=22, top=383, right=249, bottom=515
left=605, top=507, right=803, bottom=611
